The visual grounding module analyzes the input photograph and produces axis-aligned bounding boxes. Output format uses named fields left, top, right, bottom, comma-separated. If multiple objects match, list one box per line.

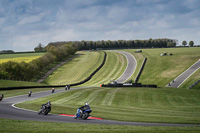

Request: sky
left=0, top=0, right=200, bottom=52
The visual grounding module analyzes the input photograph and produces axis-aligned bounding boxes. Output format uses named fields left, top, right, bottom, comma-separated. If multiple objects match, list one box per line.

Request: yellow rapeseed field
left=0, top=56, right=41, bottom=64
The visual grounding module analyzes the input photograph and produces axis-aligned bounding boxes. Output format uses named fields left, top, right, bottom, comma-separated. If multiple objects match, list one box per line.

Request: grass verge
left=0, top=80, right=46, bottom=88
left=44, top=51, right=104, bottom=85
left=79, top=51, right=127, bottom=86
left=17, top=87, right=200, bottom=124
left=1, top=118, right=200, bottom=133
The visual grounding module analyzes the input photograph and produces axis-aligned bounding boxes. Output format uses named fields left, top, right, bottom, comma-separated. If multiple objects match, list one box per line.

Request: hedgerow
left=0, top=44, right=76, bottom=81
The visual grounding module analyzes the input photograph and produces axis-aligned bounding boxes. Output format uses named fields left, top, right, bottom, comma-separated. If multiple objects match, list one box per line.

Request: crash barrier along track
left=188, top=79, right=200, bottom=89
left=134, top=57, right=147, bottom=83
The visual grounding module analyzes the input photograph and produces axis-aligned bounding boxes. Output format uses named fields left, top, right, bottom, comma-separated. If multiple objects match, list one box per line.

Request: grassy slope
left=0, top=80, right=46, bottom=88
left=17, top=87, right=200, bottom=124
left=134, top=47, right=200, bottom=87
left=79, top=50, right=127, bottom=86
left=1, top=119, right=200, bottom=133
left=44, top=51, right=104, bottom=85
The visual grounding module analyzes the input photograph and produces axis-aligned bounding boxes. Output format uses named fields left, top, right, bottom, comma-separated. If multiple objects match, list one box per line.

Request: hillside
left=123, top=47, right=200, bottom=88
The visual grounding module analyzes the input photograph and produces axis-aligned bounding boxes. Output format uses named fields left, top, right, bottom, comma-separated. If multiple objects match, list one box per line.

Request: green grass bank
left=123, top=47, right=200, bottom=88
left=17, top=87, right=200, bottom=124
left=0, top=118, right=200, bottom=133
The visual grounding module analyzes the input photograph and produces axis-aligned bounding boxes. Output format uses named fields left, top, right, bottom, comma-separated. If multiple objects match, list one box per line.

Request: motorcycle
left=52, top=88, right=55, bottom=93
left=38, top=104, right=51, bottom=115
left=74, top=109, right=92, bottom=120
left=28, top=91, right=32, bottom=97
left=65, top=85, right=70, bottom=90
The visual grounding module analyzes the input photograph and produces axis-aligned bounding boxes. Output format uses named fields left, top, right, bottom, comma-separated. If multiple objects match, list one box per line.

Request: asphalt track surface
left=167, top=60, right=200, bottom=88
left=114, top=51, right=137, bottom=83
left=0, top=52, right=199, bottom=127
left=0, top=88, right=198, bottom=126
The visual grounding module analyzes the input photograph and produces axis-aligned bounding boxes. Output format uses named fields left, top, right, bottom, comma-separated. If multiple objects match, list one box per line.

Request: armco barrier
left=101, top=83, right=157, bottom=88
left=188, top=79, right=200, bottom=89
left=134, top=57, right=147, bottom=83
left=0, top=51, right=107, bottom=90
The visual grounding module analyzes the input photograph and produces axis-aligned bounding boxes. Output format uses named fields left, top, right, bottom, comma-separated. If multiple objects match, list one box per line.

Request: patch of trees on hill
left=0, top=50, right=14, bottom=54
left=46, top=38, right=177, bottom=50
left=0, top=44, right=76, bottom=81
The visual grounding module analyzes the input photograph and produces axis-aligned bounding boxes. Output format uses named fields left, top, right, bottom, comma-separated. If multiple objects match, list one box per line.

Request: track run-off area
left=0, top=50, right=200, bottom=127
left=0, top=87, right=197, bottom=127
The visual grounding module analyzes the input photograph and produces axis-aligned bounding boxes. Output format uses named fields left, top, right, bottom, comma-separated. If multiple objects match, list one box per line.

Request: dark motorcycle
left=38, top=104, right=51, bottom=115
left=65, top=85, right=70, bottom=90
left=74, top=109, right=92, bottom=120
left=28, top=91, right=32, bottom=97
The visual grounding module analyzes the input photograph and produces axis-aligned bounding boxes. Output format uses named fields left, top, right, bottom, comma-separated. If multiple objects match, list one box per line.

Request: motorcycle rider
left=28, top=91, right=32, bottom=97
left=52, top=88, right=55, bottom=93
left=0, top=94, right=3, bottom=101
left=42, top=101, right=51, bottom=110
left=78, top=102, right=90, bottom=117
left=38, top=101, right=51, bottom=115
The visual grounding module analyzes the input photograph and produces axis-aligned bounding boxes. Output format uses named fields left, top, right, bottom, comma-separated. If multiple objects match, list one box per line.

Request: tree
left=182, top=40, right=187, bottom=46
left=167, top=42, right=176, bottom=47
left=34, top=43, right=46, bottom=52
left=189, top=41, right=194, bottom=47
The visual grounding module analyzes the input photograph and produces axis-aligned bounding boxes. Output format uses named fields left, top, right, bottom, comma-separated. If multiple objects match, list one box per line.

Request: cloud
left=0, top=0, right=200, bottom=51
left=18, top=12, right=46, bottom=25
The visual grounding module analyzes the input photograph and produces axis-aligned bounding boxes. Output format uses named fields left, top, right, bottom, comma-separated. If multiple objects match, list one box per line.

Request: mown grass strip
left=44, top=51, right=104, bottom=85
left=0, top=79, right=46, bottom=88
left=1, top=118, right=200, bottom=133
left=80, top=51, right=127, bottom=86
left=17, top=87, right=200, bottom=124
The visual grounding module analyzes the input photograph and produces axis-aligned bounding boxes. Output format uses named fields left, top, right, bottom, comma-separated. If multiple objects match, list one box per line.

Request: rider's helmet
left=48, top=101, right=51, bottom=104
left=85, top=102, right=89, bottom=105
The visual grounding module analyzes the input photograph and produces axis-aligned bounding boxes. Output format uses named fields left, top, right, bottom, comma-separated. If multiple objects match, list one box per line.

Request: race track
left=167, top=60, right=200, bottom=88
left=0, top=51, right=198, bottom=126
left=0, top=88, right=196, bottom=126
left=114, top=51, right=137, bottom=83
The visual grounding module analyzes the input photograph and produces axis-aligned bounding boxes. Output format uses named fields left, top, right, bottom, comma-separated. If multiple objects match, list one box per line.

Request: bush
left=0, top=44, right=77, bottom=81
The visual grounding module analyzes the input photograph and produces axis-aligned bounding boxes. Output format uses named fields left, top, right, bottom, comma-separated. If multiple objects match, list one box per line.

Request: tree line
left=46, top=38, right=177, bottom=51
left=0, top=44, right=76, bottom=81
